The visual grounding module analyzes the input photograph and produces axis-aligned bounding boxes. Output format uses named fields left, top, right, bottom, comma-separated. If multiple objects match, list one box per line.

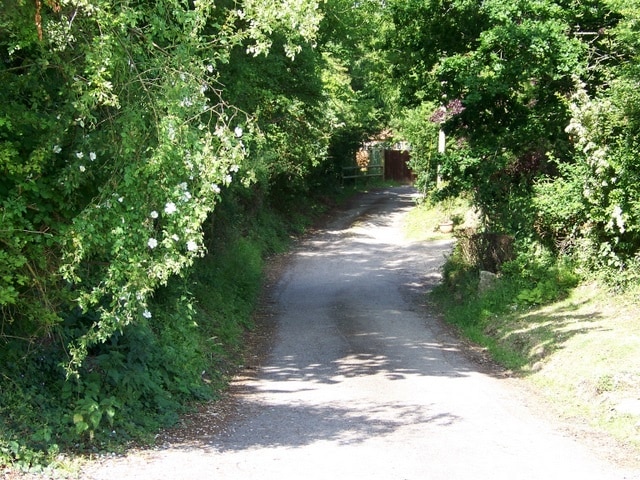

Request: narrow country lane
left=82, top=187, right=638, bottom=480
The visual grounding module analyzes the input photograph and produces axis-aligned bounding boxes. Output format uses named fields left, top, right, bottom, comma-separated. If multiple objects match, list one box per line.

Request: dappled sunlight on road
left=254, top=324, right=470, bottom=385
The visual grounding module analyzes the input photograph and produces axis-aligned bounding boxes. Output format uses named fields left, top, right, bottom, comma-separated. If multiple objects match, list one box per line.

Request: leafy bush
left=0, top=193, right=299, bottom=470
left=433, top=238, right=580, bottom=370
left=500, top=246, right=580, bottom=306
left=392, top=102, right=440, bottom=195
left=386, top=0, right=640, bottom=290
left=435, top=239, right=580, bottom=325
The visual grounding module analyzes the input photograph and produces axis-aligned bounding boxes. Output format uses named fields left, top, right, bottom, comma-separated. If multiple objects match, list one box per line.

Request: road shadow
left=208, top=400, right=459, bottom=452
left=487, top=298, right=610, bottom=375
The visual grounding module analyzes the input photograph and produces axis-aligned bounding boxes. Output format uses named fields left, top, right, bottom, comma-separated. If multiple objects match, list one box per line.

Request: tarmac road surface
left=82, top=186, right=639, bottom=480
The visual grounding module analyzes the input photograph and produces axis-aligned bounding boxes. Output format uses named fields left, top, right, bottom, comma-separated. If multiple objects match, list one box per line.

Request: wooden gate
left=384, top=150, right=413, bottom=183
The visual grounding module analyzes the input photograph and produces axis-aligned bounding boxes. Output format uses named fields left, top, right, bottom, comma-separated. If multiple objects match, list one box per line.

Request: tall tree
left=535, top=0, right=640, bottom=278
left=386, top=0, right=608, bottom=234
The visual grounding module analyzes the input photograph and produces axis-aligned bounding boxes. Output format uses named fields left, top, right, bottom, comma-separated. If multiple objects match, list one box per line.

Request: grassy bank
left=0, top=186, right=331, bottom=473
left=405, top=202, right=640, bottom=458
left=522, top=284, right=640, bottom=450
left=1, top=179, right=384, bottom=474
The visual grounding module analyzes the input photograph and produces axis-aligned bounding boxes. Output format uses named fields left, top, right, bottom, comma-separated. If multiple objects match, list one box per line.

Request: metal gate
left=384, top=150, right=413, bottom=183
left=341, top=148, right=414, bottom=184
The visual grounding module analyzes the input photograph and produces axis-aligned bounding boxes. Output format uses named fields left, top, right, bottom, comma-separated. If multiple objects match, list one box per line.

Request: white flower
left=164, top=202, right=177, bottom=214
left=182, top=191, right=192, bottom=202
left=230, top=164, right=239, bottom=173
left=89, top=152, right=97, bottom=161
left=179, top=182, right=188, bottom=190
left=211, top=183, right=221, bottom=194
left=206, top=64, right=214, bottom=73
left=224, top=174, right=232, bottom=185
left=53, top=145, right=62, bottom=154
left=76, top=151, right=84, bottom=159
left=147, top=238, right=158, bottom=249
left=142, top=309, right=152, bottom=319
left=150, top=211, right=159, bottom=219
left=79, top=165, right=86, bottom=172
left=186, top=240, right=198, bottom=252
left=171, top=234, right=179, bottom=242
left=612, top=205, right=625, bottom=233
left=234, top=126, right=243, bottom=138
left=118, top=197, right=124, bottom=203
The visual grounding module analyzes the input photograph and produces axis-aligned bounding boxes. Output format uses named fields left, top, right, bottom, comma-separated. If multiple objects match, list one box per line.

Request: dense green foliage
left=0, top=189, right=293, bottom=469
left=388, top=0, right=640, bottom=286
left=4, top=0, right=640, bottom=470
left=0, top=0, right=386, bottom=469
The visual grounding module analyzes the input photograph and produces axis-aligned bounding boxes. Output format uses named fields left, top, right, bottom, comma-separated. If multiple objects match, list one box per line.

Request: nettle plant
left=2, top=0, right=322, bottom=374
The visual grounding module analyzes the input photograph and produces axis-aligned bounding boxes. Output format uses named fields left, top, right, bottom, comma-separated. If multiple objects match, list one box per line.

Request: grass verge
left=404, top=195, right=474, bottom=242
left=521, top=284, right=640, bottom=451
left=406, top=200, right=640, bottom=460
